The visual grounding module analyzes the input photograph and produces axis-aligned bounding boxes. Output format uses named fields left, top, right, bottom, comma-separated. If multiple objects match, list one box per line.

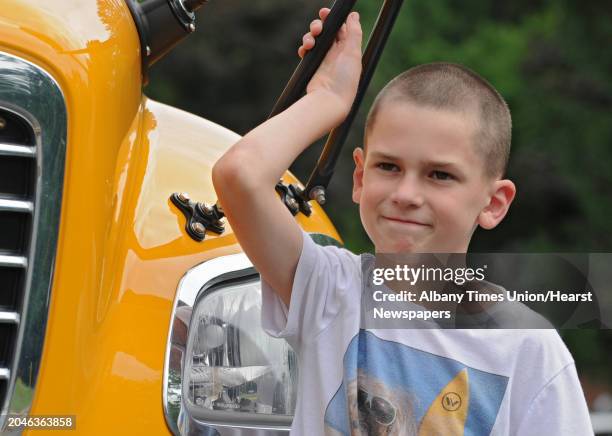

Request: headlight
left=164, top=253, right=297, bottom=434
left=185, top=278, right=297, bottom=421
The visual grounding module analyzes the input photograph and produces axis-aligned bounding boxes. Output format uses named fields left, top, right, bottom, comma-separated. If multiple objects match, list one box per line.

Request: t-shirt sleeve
left=515, top=362, right=593, bottom=436
left=260, top=229, right=360, bottom=350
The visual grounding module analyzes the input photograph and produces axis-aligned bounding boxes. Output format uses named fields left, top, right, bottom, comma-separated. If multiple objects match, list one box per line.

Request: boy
left=212, top=8, right=593, bottom=435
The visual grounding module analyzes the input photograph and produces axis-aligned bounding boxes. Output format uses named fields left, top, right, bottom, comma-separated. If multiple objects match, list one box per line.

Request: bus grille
left=0, top=107, right=36, bottom=404
left=0, top=51, right=67, bottom=425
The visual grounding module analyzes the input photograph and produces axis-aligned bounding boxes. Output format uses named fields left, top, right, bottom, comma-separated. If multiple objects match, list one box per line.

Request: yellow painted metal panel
left=1, top=1, right=340, bottom=433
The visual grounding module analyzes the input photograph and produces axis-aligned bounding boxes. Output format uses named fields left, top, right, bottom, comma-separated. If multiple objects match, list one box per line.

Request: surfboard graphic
left=419, top=368, right=469, bottom=435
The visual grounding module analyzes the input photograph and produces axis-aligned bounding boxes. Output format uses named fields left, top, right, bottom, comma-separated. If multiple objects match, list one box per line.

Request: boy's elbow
left=212, top=148, right=257, bottom=196
left=213, top=155, right=239, bottom=200
left=212, top=156, right=231, bottom=192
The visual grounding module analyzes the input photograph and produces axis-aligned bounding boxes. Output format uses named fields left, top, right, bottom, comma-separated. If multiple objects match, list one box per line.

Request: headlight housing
left=185, top=278, right=298, bottom=420
left=164, top=253, right=297, bottom=435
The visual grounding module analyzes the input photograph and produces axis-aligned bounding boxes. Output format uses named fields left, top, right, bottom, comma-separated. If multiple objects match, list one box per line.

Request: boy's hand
left=298, top=8, right=363, bottom=117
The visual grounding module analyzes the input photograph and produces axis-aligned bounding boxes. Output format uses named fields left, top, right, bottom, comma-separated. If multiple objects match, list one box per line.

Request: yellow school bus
left=0, top=0, right=349, bottom=434
left=3, top=1, right=609, bottom=435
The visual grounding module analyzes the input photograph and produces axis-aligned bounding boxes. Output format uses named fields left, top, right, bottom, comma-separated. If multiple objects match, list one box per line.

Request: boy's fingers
left=302, top=9, right=357, bottom=53
left=310, top=19, right=322, bottom=36
left=302, top=33, right=315, bottom=48
left=336, top=23, right=347, bottom=42
left=302, top=33, right=315, bottom=54
left=346, top=12, right=362, bottom=51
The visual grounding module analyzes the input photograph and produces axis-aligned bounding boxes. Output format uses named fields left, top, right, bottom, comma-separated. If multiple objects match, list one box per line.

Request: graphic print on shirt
left=324, top=330, right=509, bottom=436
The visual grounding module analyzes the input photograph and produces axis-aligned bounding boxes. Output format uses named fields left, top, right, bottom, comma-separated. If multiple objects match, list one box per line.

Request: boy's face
left=352, top=102, right=514, bottom=253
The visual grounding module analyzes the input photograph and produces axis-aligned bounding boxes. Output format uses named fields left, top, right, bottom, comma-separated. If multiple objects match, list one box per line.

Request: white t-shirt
left=261, top=231, right=593, bottom=435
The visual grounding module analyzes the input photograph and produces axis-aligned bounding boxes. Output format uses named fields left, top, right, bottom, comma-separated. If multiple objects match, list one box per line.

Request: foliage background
left=147, top=0, right=612, bottom=406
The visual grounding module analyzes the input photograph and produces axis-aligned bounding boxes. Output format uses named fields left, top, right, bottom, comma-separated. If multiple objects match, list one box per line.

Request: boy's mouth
left=381, top=216, right=431, bottom=227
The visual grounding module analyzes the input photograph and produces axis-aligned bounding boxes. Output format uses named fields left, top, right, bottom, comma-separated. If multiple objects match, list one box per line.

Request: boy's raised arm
left=212, top=10, right=362, bottom=308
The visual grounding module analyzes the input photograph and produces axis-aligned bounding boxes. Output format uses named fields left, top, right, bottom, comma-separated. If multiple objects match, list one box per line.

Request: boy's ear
left=478, top=179, right=516, bottom=230
left=352, top=147, right=365, bottom=204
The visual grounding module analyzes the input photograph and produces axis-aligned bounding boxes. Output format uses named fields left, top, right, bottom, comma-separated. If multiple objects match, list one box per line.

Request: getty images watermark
left=360, top=253, right=611, bottom=329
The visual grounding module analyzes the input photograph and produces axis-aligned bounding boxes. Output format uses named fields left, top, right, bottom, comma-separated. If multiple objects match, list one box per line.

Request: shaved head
left=365, top=63, right=511, bottom=179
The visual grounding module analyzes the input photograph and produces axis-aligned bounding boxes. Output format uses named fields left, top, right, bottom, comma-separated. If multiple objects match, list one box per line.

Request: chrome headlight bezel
left=163, top=253, right=295, bottom=435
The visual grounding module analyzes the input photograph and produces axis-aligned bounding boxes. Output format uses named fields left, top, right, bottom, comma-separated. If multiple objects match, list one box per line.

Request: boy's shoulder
left=439, top=328, right=574, bottom=372
left=301, top=228, right=363, bottom=271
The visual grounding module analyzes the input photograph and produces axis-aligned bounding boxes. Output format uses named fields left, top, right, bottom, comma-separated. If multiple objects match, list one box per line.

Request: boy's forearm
left=216, top=90, right=347, bottom=189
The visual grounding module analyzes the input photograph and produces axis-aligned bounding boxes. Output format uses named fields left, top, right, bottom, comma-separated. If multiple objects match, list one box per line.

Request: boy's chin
left=374, top=237, right=422, bottom=254
left=374, top=236, right=469, bottom=254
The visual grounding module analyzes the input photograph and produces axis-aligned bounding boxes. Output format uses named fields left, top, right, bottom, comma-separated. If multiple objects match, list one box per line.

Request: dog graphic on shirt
left=325, top=369, right=418, bottom=436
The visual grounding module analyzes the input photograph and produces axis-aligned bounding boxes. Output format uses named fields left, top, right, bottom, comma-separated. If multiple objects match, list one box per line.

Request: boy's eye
left=430, top=170, right=454, bottom=181
left=376, top=162, right=399, bottom=172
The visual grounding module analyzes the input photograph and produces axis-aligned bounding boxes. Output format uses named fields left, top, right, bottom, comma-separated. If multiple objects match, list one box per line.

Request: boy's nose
left=389, top=175, right=425, bottom=208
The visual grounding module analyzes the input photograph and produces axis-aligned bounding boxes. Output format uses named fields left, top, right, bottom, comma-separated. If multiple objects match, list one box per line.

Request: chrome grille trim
left=0, top=198, right=34, bottom=213
left=0, top=143, right=36, bottom=158
left=0, top=51, right=67, bottom=430
left=0, top=255, right=27, bottom=268
left=0, top=313, right=19, bottom=324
